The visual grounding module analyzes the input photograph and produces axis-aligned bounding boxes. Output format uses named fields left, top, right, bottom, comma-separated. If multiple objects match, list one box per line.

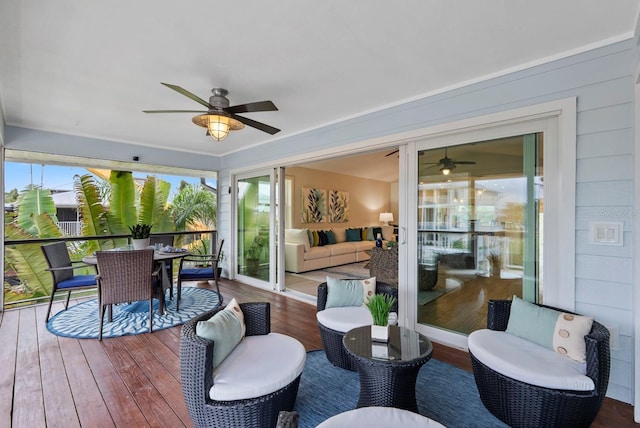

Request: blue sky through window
left=4, top=162, right=214, bottom=202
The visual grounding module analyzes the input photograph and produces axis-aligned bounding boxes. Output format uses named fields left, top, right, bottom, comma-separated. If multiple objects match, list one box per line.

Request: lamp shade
left=192, top=113, right=244, bottom=141
left=379, top=212, right=394, bottom=225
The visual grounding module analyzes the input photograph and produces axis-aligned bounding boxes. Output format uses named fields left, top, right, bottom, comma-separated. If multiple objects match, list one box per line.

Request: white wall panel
left=575, top=206, right=635, bottom=231
left=575, top=278, right=632, bottom=309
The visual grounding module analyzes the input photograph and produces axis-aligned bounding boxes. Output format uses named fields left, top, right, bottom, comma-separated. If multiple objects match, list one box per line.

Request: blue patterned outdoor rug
left=296, top=350, right=507, bottom=428
left=46, top=286, right=222, bottom=339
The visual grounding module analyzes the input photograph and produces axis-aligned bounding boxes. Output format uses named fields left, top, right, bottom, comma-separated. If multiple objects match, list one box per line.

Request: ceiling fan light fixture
left=192, top=113, right=244, bottom=142
left=441, top=166, right=451, bottom=175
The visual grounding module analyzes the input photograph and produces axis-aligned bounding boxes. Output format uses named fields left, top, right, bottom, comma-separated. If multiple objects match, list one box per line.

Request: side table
left=343, top=325, right=432, bottom=412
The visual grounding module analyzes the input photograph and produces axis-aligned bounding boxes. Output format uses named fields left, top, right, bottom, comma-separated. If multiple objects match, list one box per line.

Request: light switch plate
left=588, top=221, right=623, bottom=246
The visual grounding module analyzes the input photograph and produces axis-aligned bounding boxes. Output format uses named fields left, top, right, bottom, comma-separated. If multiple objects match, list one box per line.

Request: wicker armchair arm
left=180, top=309, right=218, bottom=412
left=240, top=302, right=271, bottom=336
left=585, top=321, right=611, bottom=395
left=487, top=299, right=512, bottom=330
left=317, top=283, right=328, bottom=312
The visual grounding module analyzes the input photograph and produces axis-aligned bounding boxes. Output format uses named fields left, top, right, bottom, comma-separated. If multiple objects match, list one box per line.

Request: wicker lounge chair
left=316, top=281, right=397, bottom=371
left=469, top=299, right=610, bottom=428
left=180, top=302, right=304, bottom=428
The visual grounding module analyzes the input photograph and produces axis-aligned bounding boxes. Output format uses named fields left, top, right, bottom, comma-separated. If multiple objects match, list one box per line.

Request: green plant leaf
left=109, top=170, right=137, bottom=228
left=15, top=188, right=58, bottom=235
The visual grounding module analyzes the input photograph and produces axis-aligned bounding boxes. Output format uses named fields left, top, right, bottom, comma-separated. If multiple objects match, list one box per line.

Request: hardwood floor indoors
left=0, top=278, right=635, bottom=427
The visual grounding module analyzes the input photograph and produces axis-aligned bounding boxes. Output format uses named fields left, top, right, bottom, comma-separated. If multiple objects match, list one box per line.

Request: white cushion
left=285, top=228, right=310, bottom=252
left=468, top=329, right=594, bottom=391
left=317, top=407, right=445, bottom=428
left=317, top=306, right=372, bottom=333
left=209, top=333, right=306, bottom=401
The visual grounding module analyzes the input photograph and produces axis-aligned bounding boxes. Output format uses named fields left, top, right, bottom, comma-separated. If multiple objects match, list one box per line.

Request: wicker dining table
left=82, top=247, right=190, bottom=300
left=343, top=325, right=433, bottom=412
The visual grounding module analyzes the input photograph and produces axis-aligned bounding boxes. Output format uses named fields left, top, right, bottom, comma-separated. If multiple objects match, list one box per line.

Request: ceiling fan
left=144, top=83, right=280, bottom=141
left=424, top=148, right=476, bottom=175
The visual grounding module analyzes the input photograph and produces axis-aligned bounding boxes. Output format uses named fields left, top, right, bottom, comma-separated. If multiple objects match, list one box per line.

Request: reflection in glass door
left=416, top=134, right=543, bottom=335
left=237, top=174, right=272, bottom=282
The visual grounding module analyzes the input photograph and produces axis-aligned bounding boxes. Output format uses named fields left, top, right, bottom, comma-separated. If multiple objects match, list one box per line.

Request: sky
left=4, top=162, right=212, bottom=200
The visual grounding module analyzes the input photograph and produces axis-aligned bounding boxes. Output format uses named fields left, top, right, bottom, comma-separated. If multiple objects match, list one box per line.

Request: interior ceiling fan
left=425, top=147, right=476, bottom=175
left=144, top=83, right=280, bottom=142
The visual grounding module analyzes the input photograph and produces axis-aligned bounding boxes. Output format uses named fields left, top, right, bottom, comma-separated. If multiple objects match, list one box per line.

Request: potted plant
left=487, top=249, right=501, bottom=278
left=245, top=235, right=265, bottom=275
left=366, top=293, right=397, bottom=342
left=129, top=224, right=152, bottom=250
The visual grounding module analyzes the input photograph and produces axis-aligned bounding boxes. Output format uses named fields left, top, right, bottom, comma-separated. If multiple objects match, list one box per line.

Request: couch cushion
left=196, top=308, right=244, bottom=369
left=317, top=306, right=373, bottom=333
left=305, top=246, right=331, bottom=260
left=210, top=333, right=306, bottom=401
left=506, top=296, right=593, bottom=362
left=328, top=242, right=357, bottom=256
left=285, top=229, right=310, bottom=252
left=468, top=329, right=594, bottom=391
left=353, top=240, right=375, bottom=252
left=332, top=227, right=347, bottom=243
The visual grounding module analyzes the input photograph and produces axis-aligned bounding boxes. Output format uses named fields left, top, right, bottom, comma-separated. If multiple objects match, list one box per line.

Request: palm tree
left=171, top=182, right=217, bottom=231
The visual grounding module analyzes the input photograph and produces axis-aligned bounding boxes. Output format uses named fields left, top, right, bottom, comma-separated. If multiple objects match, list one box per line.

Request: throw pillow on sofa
left=345, top=228, right=362, bottom=242
left=505, top=295, right=593, bottom=362
left=326, top=230, right=337, bottom=244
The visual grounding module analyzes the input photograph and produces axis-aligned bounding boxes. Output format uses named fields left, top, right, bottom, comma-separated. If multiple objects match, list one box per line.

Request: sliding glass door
left=416, top=134, right=543, bottom=335
left=235, top=168, right=284, bottom=290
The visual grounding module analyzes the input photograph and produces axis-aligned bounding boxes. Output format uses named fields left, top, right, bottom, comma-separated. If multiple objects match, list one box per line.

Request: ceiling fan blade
left=226, top=100, right=278, bottom=114
left=385, top=150, right=399, bottom=157
left=231, top=114, right=281, bottom=135
left=143, top=109, right=207, bottom=113
left=160, top=83, right=211, bottom=108
left=454, top=161, right=476, bottom=165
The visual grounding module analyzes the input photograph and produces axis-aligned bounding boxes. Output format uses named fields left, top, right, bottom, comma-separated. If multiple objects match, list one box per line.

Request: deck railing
left=3, top=230, right=218, bottom=310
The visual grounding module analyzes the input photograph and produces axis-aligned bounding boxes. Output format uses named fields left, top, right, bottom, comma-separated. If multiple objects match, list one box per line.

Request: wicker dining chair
left=41, top=242, right=98, bottom=322
left=95, top=249, right=164, bottom=341
left=150, top=234, right=176, bottom=296
left=177, top=239, right=224, bottom=310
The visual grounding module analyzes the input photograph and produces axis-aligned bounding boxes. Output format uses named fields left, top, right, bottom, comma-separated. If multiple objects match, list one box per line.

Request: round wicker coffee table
left=343, top=325, right=433, bottom=412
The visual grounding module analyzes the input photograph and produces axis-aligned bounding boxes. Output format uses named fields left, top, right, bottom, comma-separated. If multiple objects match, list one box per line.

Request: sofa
left=285, top=226, right=395, bottom=273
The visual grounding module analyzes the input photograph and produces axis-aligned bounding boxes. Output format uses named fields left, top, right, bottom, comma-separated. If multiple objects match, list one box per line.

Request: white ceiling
left=1, top=1, right=639, bottom=161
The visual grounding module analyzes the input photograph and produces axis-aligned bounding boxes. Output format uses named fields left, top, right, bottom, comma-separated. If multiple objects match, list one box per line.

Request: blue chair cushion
left=180, top=267, right=213, bottom=280
left=57, top=275, right=96, bottom=289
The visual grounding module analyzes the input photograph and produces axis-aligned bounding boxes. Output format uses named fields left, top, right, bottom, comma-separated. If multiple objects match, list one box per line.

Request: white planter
left=371, top=324, right=389, bottom=342
left=132, top=238, right=150, bottom=250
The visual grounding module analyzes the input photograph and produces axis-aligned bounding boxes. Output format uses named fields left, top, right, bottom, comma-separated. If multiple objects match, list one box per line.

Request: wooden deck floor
left=0, top=279, right=636, bottom=427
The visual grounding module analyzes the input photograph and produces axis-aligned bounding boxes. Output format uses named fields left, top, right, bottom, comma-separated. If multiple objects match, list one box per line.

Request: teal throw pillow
left=505, top=295, right=594, bottom=362
left=505, top=296, right=559, bottom=349
left=196, top=308, right=243, bottom=369
left=326, top=230, right=337, bottom=244
left=345, top=228, right=362, bottom=242
left=325, top=277, right=364, bottom=308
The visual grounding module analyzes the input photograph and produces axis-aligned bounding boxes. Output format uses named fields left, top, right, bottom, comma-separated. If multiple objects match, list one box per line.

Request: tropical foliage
left=4, top=170, right=185, bottom=305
